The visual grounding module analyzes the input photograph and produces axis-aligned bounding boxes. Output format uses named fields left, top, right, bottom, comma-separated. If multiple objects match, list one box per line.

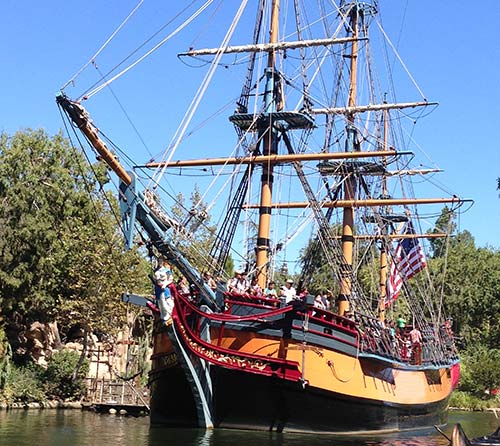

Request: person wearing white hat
left=228, top=270, right=249, bottom=294
left=280, top=279, right=297, bottom=304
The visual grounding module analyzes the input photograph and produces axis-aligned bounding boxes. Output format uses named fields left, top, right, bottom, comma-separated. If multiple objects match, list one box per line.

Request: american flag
left=386, top=222, right=427, bottom=307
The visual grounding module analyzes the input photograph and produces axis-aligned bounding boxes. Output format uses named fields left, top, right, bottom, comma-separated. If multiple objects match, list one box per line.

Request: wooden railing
left=85, top=377, right=150, bottom=411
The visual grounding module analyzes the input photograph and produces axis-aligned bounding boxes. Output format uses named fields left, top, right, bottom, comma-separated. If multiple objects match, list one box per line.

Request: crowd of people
left=151, top=259, right=427, bottom=365
left=358, top=314, right=424, bottom=364
left=226, top=270, right=335, bottom=309
left=153, top=260, right=335, bottom=312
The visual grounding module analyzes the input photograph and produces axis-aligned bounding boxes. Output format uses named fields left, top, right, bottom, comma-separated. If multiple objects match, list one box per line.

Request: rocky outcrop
left=15, top=321, right=63, bottom=367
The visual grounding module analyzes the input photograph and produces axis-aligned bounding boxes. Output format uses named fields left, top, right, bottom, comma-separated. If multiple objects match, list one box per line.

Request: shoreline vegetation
left=450, top=391, right=500, bottom=412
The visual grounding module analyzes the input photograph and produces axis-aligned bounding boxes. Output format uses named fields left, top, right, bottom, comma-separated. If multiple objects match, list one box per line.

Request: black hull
left=149, top=364, right=198, bottom=426
left=149, top=364, right=449, bottom=434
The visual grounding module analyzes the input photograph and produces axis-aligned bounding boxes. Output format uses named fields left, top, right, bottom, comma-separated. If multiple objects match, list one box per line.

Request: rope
left=150, top=0, right=250, bottom=188
left=376, top=20, right=427, bottom=100
left=83, top=0, right=216, bottom=100
left=61, top=0, right=145, bottom=91
left=326, top=343, right=360, bottom=384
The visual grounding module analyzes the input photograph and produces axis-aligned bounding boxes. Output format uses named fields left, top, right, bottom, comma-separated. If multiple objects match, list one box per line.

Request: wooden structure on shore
left=83, top=377, right=150, bottom=416
left=81, top=339, right=151, bottom=416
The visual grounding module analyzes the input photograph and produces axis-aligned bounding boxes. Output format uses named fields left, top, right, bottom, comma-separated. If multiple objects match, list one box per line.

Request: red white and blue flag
left=386, top=221, right=427, bottom=307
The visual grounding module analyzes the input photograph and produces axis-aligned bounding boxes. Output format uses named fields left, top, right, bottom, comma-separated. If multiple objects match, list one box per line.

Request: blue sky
left=1, top=0, right=499, bottom=250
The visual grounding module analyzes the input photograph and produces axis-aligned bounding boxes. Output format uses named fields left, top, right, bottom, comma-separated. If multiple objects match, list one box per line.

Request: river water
left=0, top=409, right=498, bottom=446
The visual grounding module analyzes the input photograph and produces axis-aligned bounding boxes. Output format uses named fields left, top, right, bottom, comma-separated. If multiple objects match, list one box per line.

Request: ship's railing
left=223, top=292, right=360, bottom=350
left=351, top=312, right=459, bottom=366
left=172, top=286, right=457, bottom=368
left=224, top=292, right=281, bottom=309
left=171, top=289, right=303, bottom=381
left=175, top=288, right=361, bottom=357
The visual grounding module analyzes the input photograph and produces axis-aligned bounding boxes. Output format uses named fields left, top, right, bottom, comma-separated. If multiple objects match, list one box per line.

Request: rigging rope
left=61, top=0, right=145, bottom=91
left=375, top=20, right=427, bottom=100
left=150, top=0, right=250, bottom=188
left=82, top=0, right=216, bottom=100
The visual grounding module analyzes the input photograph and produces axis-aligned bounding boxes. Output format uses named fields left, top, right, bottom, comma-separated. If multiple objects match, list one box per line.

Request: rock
left=13, top=321, right=64, bottom=367
left=64, top=342, right=83, bottom=352
left=109, top=408, right=117, bottom=414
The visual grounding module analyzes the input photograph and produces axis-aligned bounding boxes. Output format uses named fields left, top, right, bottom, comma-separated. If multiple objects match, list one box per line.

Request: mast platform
left=229, top=111, right=315, bottom=131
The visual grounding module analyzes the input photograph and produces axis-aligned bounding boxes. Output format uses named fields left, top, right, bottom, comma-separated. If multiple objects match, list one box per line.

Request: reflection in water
left=0, top=409, right=498, bottom=446
left=147, top=418, right=467, bottom=446
left=196, top=429, right=214, bottom=446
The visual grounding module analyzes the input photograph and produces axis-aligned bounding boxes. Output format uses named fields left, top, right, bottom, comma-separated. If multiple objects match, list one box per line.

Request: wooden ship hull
left=148, top=291, right=459, bottom=433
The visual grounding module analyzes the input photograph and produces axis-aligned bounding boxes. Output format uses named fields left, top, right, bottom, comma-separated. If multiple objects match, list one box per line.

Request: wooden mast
left=338, top=3, right=360, bottom=317
left=56, top=95, right=132, bottom=186
left=255, top=0, right=280, bottom=288
left=378, top=107, right=390, bottom=322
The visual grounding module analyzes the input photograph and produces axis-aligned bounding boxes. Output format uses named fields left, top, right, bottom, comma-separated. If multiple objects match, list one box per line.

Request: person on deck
left=228, top=270, right=249, bottom=294
left=280, top=279, right=297, bottom=305
left=314, top=294, right=327, bottom=310
left=265, top=281, right=278, bottom=299
left=176, top=276, right=190, bottom=295
left=409, top=325, right=423, bottom=365
left=248, top=277, right=263, bottom=297
left=396, top=314, right=407, bottom=336
left=202, top=271, right=217, bottom=292
left=154, top=258, right=174, bottom=322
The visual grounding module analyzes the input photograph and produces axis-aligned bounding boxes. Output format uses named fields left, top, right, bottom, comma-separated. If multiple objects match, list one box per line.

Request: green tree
left=429, top=240, right=500, bottom=348
left=170, top=186, right=217, bottom=273
left=427, top=207, right=457, bottom=258
left=0, top=129, right=150, bottom=351
left=458, top=345, right=500, bottom=397
left=43, top=350, right=89, bottom=401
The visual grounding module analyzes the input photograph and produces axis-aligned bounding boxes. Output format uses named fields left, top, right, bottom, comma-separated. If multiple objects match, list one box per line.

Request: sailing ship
left=57, top=0, right=471, bottom=434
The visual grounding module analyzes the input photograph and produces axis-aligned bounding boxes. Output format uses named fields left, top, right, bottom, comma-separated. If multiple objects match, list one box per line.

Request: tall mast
left=338, top=3, right=361, bottom=317
left=255, top=0, right=280, bottom=288
left=378, top=107, right=389, bottom=322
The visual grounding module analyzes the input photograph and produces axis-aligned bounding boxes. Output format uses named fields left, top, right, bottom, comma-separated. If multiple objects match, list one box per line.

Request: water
left=0, top=409, right=498, bottom=446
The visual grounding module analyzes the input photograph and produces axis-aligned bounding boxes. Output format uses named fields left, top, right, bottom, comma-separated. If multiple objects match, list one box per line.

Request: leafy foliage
left=170, top=186, right=217, bottom=273
left=449, top=391, right=495, bottom=411
left=43, top=350, right=89, bottom=401
left=1, top=363, right=46, bottom=403
left=427, top=207, right=456, bottom=258
left=430, top=241, right=500, bottom=348
left=298, top=230, right=341, bottom=297
left=0, top=349, right=89, bottom=402
left=0, top=129, right=150, bottom=343
left=0, top=326, right=11, bottom=389
left=458, top=346, right=500, bottom=396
